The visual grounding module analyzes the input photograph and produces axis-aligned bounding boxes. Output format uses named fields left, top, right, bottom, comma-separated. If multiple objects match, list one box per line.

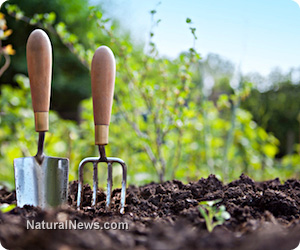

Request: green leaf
left=102, top=18, right=110, bottom=23
left=200, top=199, right=222, bottom=207
left=221, top=211, right=231, bottom=220
left=95, top=11, right=103, bottom=19
left=44, top=12, right=56, bottom=25
left=0, top=204, right=16, bottom=213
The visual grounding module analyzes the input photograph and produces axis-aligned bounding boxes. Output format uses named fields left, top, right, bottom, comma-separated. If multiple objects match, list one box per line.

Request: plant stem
left=222, top=99, right=239, bottom=182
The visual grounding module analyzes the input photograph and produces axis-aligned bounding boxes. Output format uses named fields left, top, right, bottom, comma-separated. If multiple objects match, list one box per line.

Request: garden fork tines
left=77, top=46, right=127, bottom=214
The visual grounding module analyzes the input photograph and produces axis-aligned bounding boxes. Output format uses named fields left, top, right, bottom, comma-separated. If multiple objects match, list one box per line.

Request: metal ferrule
left=34, top=112, right=49, bottom=132
left=95, top=125, right=109, bottom=145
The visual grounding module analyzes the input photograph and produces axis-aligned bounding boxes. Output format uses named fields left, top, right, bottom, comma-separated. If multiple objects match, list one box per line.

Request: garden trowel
left=13, top=29, right=69, bottom=209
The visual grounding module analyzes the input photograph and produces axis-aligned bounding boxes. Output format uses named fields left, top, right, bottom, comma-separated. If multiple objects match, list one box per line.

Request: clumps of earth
left=0, top=174, right=299, bottom=250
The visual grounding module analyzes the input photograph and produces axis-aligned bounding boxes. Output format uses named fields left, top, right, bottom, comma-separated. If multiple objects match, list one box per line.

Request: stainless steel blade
left=14, top=156, right=69, bottom=209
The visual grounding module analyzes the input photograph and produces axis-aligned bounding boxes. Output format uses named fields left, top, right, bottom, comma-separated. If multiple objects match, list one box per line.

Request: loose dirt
left=0, top=174, right=299, bottom=250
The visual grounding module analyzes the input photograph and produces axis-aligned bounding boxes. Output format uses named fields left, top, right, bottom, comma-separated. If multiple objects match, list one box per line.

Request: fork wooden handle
left=91, top=46, right=116, bottom=145
left=26, top=29, right=52, bottom=132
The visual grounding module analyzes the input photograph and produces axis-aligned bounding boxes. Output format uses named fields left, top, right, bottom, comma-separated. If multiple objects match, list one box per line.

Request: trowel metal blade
left=14, top=156, right=69, bottom=209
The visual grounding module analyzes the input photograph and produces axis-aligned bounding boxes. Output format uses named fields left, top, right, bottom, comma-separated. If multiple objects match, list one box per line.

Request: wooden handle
left=91, top=46, right=116, bottom=145
left=26, top=29, right=52, bottom=132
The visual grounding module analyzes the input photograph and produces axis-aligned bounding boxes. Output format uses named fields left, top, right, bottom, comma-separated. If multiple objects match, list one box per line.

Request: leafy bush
left=0, top=3, right=294, bottom=189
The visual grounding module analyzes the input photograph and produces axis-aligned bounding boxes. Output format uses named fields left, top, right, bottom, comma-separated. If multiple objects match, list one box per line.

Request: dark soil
left=0, top=174, right=300, bottom=250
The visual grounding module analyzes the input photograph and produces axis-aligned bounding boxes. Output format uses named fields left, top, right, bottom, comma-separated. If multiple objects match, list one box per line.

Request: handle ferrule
left=95, top=125, right=109, bottom=145
left=34, top=112, right=49, bottom=132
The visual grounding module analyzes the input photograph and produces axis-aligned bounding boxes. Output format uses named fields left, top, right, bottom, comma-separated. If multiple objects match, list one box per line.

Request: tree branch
left=0, top=53, right=10, bottom=78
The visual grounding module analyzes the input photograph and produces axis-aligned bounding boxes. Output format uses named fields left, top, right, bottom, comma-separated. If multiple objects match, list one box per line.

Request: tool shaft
left=98, top=145, right=107, bottom=161
left=35, top=132, right=45, bottom=164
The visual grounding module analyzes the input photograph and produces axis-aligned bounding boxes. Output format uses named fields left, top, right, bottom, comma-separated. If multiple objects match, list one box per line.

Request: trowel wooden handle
left=91, top=46, right=116, bottom=145
left=26, top=29, right=52, bottom=132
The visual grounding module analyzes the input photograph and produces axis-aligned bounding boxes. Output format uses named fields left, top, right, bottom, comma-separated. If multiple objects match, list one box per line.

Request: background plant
left=0, top=2, right=298, bottom=189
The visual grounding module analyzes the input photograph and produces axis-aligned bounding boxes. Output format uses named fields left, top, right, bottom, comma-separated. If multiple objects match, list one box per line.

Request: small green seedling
left=198, top=199, right=230, bottom=232
left=0, top=204, right=16, bottom=213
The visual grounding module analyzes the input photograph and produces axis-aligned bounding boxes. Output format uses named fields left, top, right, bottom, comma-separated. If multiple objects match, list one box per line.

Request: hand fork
left=77, top=46, right=127, bottom=214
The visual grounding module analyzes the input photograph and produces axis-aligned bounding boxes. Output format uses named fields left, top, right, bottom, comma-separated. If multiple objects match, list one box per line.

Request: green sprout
left=0, top=204, right=16, bottom=213
left=198, top=199, right=230, bottom=232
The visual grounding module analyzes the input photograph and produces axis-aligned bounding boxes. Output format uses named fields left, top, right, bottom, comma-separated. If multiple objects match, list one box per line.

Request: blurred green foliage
left=0, top=2, right=299, bottom=189
left=242, top=81, right=300, bottom=156
left=0, top=0, right=118, bottom=120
